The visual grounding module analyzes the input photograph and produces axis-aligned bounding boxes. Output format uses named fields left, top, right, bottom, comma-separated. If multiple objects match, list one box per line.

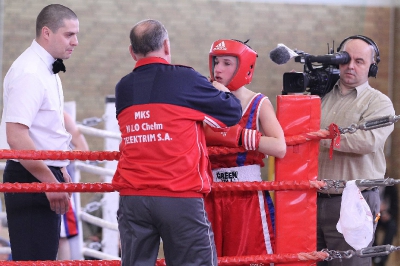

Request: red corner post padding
left=275, top=95, right=321, bottom=266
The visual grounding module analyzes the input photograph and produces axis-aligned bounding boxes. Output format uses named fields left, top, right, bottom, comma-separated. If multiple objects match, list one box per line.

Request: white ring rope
left=75, top=161, right=115, bottom=177
left=79, top=211, right=118, bottom=232
left=77, top=124, right=121, bottom=140
left=82, top=247, right=120, bottom=260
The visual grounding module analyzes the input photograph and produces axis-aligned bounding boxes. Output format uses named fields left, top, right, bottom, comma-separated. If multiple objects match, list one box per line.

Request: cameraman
left=317, top=35, right=394, bottom=266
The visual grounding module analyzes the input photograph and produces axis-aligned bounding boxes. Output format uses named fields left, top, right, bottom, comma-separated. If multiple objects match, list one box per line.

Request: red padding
left=275, top=95, right=321, bottom=266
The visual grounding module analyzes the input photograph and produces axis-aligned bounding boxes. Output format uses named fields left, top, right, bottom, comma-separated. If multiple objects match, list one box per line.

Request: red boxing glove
left=205, top=124, right=262, bottom=151
left=240, top=128, right=262, bottom=151
left=204, top=124, right=242, bottom=148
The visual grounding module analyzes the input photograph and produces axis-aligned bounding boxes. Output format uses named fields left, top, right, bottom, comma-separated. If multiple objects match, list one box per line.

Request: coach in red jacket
left=112, top=19, right=242, bottom=266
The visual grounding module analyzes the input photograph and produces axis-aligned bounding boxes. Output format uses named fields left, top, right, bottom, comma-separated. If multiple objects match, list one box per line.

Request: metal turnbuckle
left=358, top=115, right=400, bottom=131
left=322, top=245, right=400, bottom=261
left=356, top=245, right=400, bottom=258
left=320, top=178, right=400, bottom=191
left=356, top=178, right=400, bottom=188
left=338, top=115, right=400, bottom=134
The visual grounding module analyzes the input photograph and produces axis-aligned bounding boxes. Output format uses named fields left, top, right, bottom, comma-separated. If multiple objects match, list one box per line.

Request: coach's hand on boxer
left=212, top=80, right=231, bottom=93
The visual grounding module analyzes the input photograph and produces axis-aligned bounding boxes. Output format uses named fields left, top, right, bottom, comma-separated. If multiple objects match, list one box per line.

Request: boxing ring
left=0, top=95, right=399, bottom=265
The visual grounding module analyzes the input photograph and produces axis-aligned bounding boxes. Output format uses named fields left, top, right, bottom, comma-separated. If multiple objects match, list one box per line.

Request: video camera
left=281, top=48, right=349, bottom=97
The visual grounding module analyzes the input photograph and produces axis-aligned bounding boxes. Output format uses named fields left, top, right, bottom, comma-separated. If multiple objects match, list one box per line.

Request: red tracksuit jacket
left=112, top=57, right=242, bottom=198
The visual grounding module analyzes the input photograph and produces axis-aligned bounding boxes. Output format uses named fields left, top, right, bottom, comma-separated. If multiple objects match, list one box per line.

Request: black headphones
left=336, top=35, right=380, bottom=78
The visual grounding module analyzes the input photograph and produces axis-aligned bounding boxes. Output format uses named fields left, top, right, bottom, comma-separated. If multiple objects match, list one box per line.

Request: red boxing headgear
left=209, top=39, right=258, bottom=91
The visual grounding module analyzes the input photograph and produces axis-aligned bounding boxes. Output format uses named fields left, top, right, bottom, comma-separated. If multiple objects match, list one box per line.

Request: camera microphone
left=308, top=51, right=350, bottom=65
left=269, top=44, right=298, bottom=65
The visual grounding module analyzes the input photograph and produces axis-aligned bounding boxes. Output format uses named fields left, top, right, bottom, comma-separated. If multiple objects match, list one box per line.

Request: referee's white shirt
left=0, top=40, right=71, bottom=167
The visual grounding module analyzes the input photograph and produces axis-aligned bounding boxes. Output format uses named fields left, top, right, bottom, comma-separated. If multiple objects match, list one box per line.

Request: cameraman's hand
left=309, top=129, right=331, bottom=138
left=212, top=81, right=230, bottom=93
left=310, top=180, right=327, bottom=189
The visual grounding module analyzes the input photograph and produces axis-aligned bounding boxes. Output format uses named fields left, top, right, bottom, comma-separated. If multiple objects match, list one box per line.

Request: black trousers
left=118, top=196, right=217, bottom=266
left=3, top=160, right=65, bottom=261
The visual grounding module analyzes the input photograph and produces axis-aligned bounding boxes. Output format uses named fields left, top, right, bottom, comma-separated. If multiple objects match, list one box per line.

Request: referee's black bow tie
left=52, top=59, right=66, bottom=74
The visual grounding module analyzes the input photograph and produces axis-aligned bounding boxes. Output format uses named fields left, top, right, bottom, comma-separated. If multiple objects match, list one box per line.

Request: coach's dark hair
left=130, top=19, right=169, bottom=56
left=36, top=4, right=78, bottom=37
